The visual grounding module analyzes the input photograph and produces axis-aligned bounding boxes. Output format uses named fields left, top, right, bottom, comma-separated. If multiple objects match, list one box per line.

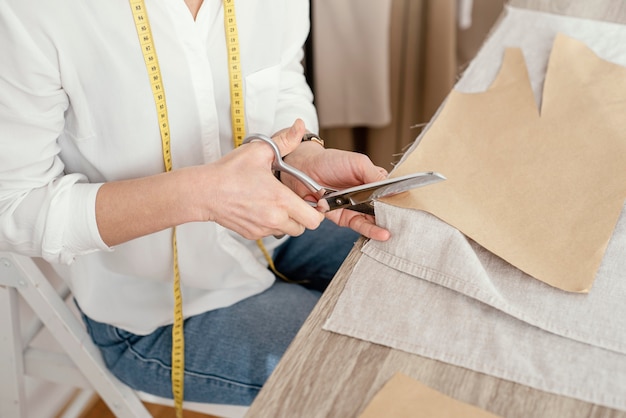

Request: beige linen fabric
left=324, top=7, right=626, bottom=411
left=361, top=203, right=626, bottom=355
left=324, top=228, right=626, bottom=410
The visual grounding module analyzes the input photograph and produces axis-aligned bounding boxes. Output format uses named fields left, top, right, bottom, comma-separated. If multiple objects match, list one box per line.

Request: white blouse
left=0, top=0, right=317, bottom=334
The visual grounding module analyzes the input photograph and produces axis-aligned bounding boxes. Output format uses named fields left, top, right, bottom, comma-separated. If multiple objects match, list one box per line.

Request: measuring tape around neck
left=128, top=1, right=185, bottom=416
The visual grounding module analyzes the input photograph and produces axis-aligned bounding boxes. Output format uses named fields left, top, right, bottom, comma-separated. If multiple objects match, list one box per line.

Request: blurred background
left=306, top=0, right=506, bottom=170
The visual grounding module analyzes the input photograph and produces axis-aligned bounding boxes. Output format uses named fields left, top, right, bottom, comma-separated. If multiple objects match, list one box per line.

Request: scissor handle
left=243, top=133, right=325, bottom=194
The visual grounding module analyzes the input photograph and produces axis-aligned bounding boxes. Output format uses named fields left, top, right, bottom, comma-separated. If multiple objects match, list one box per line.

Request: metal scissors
left=243, top=133, right=446, bottom=215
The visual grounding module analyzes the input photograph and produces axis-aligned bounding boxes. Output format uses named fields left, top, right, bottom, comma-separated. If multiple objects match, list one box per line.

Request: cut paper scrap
left=383, top=33, right=626, bottom=292
left=358, top=373, right=501, bottom=418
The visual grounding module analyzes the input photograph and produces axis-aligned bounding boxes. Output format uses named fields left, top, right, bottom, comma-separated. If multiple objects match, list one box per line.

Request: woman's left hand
left=276, top=121, right=391, bottom=242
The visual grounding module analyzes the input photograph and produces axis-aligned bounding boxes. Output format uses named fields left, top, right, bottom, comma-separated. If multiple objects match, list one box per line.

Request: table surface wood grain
left=246, top=2, right=626, bottom=417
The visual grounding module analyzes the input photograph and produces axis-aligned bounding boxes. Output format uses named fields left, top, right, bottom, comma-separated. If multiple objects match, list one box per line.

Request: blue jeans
left=80, top=220, right=359, bottom=406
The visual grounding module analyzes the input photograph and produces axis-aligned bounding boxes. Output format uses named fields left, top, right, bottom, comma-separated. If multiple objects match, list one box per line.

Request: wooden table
left=246, top=2, right=626, bottom=417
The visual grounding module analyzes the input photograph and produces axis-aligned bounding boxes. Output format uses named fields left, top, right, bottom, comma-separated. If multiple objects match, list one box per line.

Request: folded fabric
left=364, top=204, right=626, bottom=356
left=324, top=238, right=626, bottom=411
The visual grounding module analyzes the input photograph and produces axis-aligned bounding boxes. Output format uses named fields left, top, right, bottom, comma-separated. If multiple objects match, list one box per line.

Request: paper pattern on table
left=384, top=33, right=626, bottom=292
left=359, top=373, right=501, bottom=418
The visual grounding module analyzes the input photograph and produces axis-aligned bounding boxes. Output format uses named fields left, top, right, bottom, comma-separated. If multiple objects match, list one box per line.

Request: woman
left=0, top=0, right=390, bottom=406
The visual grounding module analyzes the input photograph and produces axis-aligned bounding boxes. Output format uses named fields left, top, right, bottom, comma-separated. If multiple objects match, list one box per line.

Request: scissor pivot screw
left=335, top=198, right=345, bottom=205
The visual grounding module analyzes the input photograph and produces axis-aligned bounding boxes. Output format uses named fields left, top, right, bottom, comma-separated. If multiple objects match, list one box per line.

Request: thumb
left=360, top=164, right=388, bottom=185
left=273, top=119, right=307, bottom=157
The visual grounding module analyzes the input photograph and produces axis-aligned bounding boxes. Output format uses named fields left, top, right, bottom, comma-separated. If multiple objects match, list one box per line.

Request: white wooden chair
left=0, top=251, right=249, bottom=418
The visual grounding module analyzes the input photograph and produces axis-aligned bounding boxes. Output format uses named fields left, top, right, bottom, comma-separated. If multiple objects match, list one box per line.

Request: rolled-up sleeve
left=0, top=4, right=109, bottom=264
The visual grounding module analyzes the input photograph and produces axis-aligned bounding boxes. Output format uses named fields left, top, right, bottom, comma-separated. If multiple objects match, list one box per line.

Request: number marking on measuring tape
left=223, top=1, right=293, bottom=282
left=129, top=1, right=185, bottom=416
left=224, top=0, right=246, bottom=147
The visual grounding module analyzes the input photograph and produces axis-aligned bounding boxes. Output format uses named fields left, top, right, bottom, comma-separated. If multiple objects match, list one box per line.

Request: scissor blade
left=372, top=171, right=446, bottom=199
left=322, top=171, right=446, bottom=213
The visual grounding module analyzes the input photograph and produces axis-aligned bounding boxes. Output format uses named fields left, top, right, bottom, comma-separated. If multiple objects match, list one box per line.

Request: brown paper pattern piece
left=358, top=373, right=501, bottom=418
left=384, top=34, right=626, bottom=292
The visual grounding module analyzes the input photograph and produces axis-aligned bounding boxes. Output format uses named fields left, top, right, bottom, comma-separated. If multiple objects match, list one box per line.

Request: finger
left=326, top=209, right=391, bottom=242
left=273, top=119, right=307, bottom=158
left=259, top=190, right=324, bottom=236
left=279, top=218, right=307, bottom=237
left=232, top=211, right=307, bottom=240
left=266, top=204, right=322, bottom=238
left=287, top=197, right=325, bottom=231
left=346, top=212, right=390, bottom=241
left=364, top=165, right=389, bottom=183
left=314, top=197, right=330, bottom=213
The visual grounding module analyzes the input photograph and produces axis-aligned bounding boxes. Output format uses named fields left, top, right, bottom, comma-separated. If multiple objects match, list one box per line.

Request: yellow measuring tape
left=223, top=0, right=293, bottom=282
left=129, top=2, right=292, bottom=415
left=224, top=0, right=246, bottom=148
left=128, top=0, right=185, bottom=416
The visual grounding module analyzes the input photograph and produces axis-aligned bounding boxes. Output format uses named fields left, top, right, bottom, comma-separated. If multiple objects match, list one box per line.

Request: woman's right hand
left=192, top=121, right=325, bottom=239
